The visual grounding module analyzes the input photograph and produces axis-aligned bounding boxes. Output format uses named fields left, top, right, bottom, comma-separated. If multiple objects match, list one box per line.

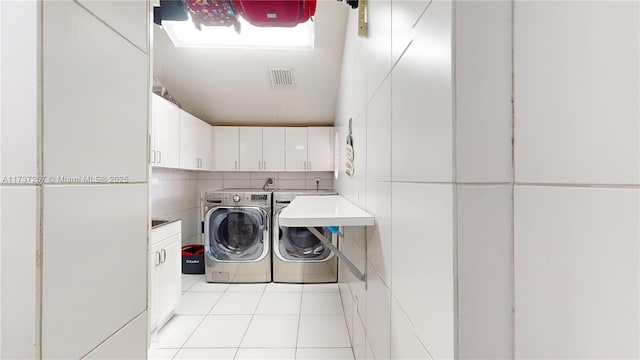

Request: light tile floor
left=149, top=275, right=354, bottom=360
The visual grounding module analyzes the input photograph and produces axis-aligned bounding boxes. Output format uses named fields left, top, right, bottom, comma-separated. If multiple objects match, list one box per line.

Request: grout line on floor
left=295, top=287, right=306, bottom=357
left=232, top=284, right=268, bottom=358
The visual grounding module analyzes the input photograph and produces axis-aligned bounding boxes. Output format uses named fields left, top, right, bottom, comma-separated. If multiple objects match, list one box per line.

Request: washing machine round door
left=205, top=207, right=267, bottom=261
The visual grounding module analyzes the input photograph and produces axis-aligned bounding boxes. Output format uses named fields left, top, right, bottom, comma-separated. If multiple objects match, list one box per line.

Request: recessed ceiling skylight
left=162, top=16, right=315, bottom=50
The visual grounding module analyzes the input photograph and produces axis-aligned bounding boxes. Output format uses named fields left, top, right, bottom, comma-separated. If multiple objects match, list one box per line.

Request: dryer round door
left=273, top=208, right=334, bottom=262
left=205, top=206, right=268, bottom=262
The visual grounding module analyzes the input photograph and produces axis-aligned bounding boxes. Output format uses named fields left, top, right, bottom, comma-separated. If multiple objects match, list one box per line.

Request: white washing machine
left=272, top=190, right=338, bottom=283
left=203, top=189, right=272, bottom=283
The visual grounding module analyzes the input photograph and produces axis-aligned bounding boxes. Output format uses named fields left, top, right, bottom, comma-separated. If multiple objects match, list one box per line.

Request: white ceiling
left=153, top=1, right=349, bottom=126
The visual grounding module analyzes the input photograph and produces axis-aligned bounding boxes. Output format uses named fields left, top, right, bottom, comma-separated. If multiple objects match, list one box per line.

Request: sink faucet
left=263, top=177, right=275, bottom=191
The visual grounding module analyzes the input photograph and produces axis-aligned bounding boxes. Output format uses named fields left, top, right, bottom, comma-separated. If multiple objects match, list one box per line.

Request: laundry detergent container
left=182, top=244, right=205, bottom=274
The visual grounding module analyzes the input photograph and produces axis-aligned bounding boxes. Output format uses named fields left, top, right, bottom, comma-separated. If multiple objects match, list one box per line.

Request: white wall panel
left=0, top=186, right=37, bottom=359
left=455, top=1, right=513, bottom=183
left=514, top=186, right=639, bottom=358
left=43, top=1, right=148, bottom=182
left=0, top=0, right=38, bottom=179
left=391, top=182, right=454, bottom=358
left=365, top=265, right=391, bottom=359
left=390, top=297, right=431, bottom=360
left=392, top=0, right=453, bottom=183
left=84, top=312, right=147, bottom=360
left=365, top=181, right=391, bottom=287
left=391, top=0, right=430, bottom=64
left=366, top=78, right=391, bottom=183
left=78, top=0, right=149, bottom=52
left=42, top=184, right=147, bottom=359
left=457, top=185, right=513, bottom=359
left=514, top=1, right=640, bottom=185
left=366, top=0, right=392, bottom=100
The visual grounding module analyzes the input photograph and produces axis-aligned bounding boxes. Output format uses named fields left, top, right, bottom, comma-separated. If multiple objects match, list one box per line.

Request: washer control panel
left=205, top=191, right=271, bottom=207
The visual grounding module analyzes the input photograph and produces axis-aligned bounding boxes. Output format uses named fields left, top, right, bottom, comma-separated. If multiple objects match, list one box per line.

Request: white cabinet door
left=262, top=127, right=286, bottom=172
left=179, top=110, right=200, bottom=170
left=285, top=127, right=308, bottom=171
left=149, top=240, right=163, bottom=332
left=152, top=95, right=180, bottom=168
left=199, top=122, right=213, bottom=171
left=307, top=127, right=334, bottom=171
left=239, top=127, right=263, bottom=171
left=158, top=235, right=181, bottom=330
left=214, top=126, right=239, bottom=171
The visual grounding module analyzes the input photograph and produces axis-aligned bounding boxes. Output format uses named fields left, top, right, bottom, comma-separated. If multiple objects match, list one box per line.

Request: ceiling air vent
left=269, top=68, right=295, bottom=87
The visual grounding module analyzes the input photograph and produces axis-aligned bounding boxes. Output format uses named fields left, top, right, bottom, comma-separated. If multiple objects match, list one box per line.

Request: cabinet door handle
left=151, top=150, right=156, bottom=164
left=258, top=161, right=261, bottom=170
left=161, top=249, right=167, bottom=263
left=155, top=251, right=161, bottom=266
left=158, top=151, right=162, bottom=164
left=198, top=158, right=201, bottom=168
left=235, top=160, right=238, bottom=170
left=263, top=161, right=266, bottom=170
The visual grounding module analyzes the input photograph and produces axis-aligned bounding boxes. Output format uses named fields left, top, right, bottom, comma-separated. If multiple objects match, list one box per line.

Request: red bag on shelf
left=183, top=0, right=241, bottom=32
left=232, top=0, right=316, bottom=27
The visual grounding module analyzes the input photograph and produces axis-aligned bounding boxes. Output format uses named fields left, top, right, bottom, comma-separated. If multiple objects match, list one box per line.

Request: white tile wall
left=514, top=186, right=639, bottom=358
left=390, top=298, right=431, bottom=360
left=365, top=78, right=391, bottom=183
left=0, top=186, right=38, bottom=359
left=455, top=1, right=513, bottom=183
left=364, top=266, right=390, bottom=359
left=391, top=0, right=430, bottom=64
left=364, top=182, right=391, bottom=287
left=391, top=183, right=454, bottom=359
left=77, top=0, right=148, bottom=52
left=0, top=0, right=38, bottom=179
left=335, top=1, right=459, bottom=359
left=391, top=0, right=453, bottom=183
left=42, top=184, right=148, bottom=359
left=151, top=168, right=202, bottom=246
left=514, top=1, right=640, bottom=185
left=457, top=185, right=513, bottom=359
left=365, top=0, right=391, bottom=100
left=84, top=312, right=147, bottom=360
left=43, top=1, right=148, bottom=183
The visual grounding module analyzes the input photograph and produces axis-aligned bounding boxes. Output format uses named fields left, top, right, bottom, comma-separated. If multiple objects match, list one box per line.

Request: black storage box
left=182, top=244, right=205, bottom=274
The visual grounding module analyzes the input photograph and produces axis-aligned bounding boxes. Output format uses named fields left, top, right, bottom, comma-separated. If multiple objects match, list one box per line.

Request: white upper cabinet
left=262, top=127, right=286, bottom=172
left=307, top=127, right=334, bottom=171
left=286, top=127, right=308, bottom=171
left=239, top=127, right=263, bottom=171
left=179, top=109, right=212, bottom=170
left=214, top=126, right=240, bottom=171
left=179, top=110, right=201, bottom=170
left=198, top=122, right=213, bottom=171
left=151, top=95, right=180, bottom=168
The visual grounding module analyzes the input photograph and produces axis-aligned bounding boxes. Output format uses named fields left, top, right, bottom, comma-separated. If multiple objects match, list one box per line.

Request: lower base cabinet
left=149, top=220, right=182, bottom=334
